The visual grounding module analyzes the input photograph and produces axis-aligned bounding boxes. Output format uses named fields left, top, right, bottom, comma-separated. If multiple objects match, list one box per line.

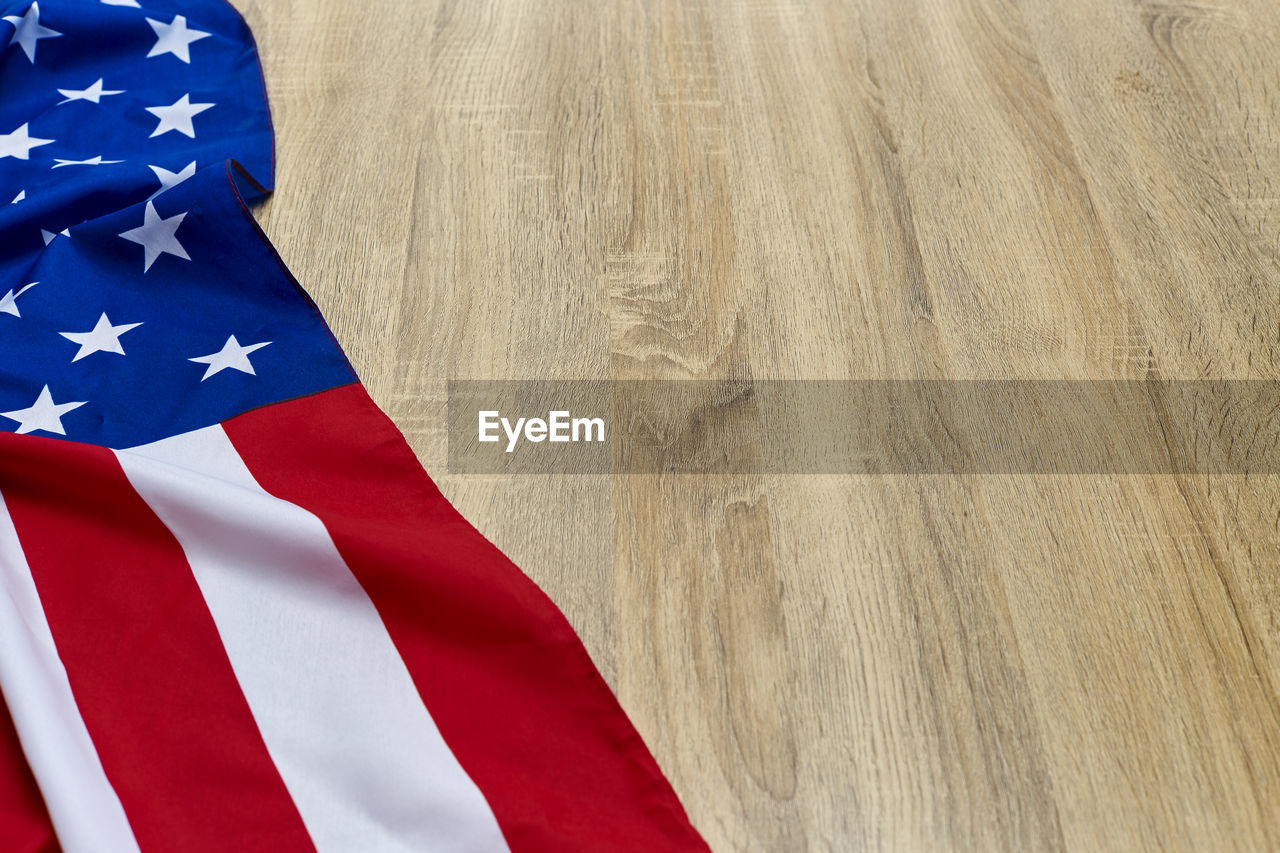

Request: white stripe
left=0, top=491, right=141, bottom=853
left=116, top=426, right=510, bottom=853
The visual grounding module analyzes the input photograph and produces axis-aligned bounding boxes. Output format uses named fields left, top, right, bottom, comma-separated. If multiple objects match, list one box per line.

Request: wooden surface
left=235, top=0, right=1280, bottom=849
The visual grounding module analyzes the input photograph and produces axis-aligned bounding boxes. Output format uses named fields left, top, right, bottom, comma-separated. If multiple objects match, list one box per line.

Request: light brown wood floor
left=236, top=0, right=1280, bottom=850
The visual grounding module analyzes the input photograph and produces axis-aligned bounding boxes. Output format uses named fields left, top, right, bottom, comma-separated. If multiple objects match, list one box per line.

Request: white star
left=118, top=201, right=189, bottom=271
left=0, top=123, right=54, bottom=160
left=3, top=3, right=60, bottom=63
left=146, top=15, right=209, bottom=63
left=40, top=227, right=68, bottom=245
left=145, top=94, right=214, bottom=139
left=57, top=78, right=125, bottom=105
left=189, top=335, right=271, bottom=380
left=100, top=0, right=140, bottom=6
left=0, top=386, right=85, bottom=436
left=60, top=313, right=142, bottom=362
left=148, top=161, right=196, bottom=199
left=0, top=282, right=36, bottom=317
left=10, top=190, right=24, bottom=203
left=52, top=155, right=124, bottom=168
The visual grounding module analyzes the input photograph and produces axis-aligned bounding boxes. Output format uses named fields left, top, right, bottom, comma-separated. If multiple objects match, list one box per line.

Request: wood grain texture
left=232, top=0, right=1280, bottom=849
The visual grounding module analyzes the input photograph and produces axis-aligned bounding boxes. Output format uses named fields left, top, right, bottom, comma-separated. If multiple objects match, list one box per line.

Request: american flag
left=0, top=1, right=707, bottom=849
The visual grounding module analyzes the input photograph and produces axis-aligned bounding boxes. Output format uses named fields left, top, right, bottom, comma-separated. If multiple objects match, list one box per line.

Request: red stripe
left=0, top=433, right=316, bottom=853
left=225, top=384, right=709, bottom=853
left=0, top=694, right=58, bottom=853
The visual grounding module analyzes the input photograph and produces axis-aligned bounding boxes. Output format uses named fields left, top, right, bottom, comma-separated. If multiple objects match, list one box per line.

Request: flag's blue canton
left=0, top=0, right=356, bottom=448
left=0, top=0, right=272, bottom=252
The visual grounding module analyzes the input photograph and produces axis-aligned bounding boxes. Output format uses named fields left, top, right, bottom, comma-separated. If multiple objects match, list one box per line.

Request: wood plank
left=235, top=0, right=1280, bottom=848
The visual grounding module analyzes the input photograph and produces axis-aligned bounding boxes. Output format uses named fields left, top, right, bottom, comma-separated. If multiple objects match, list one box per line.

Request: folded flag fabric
left=0, top=1, right=709, bottom=850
